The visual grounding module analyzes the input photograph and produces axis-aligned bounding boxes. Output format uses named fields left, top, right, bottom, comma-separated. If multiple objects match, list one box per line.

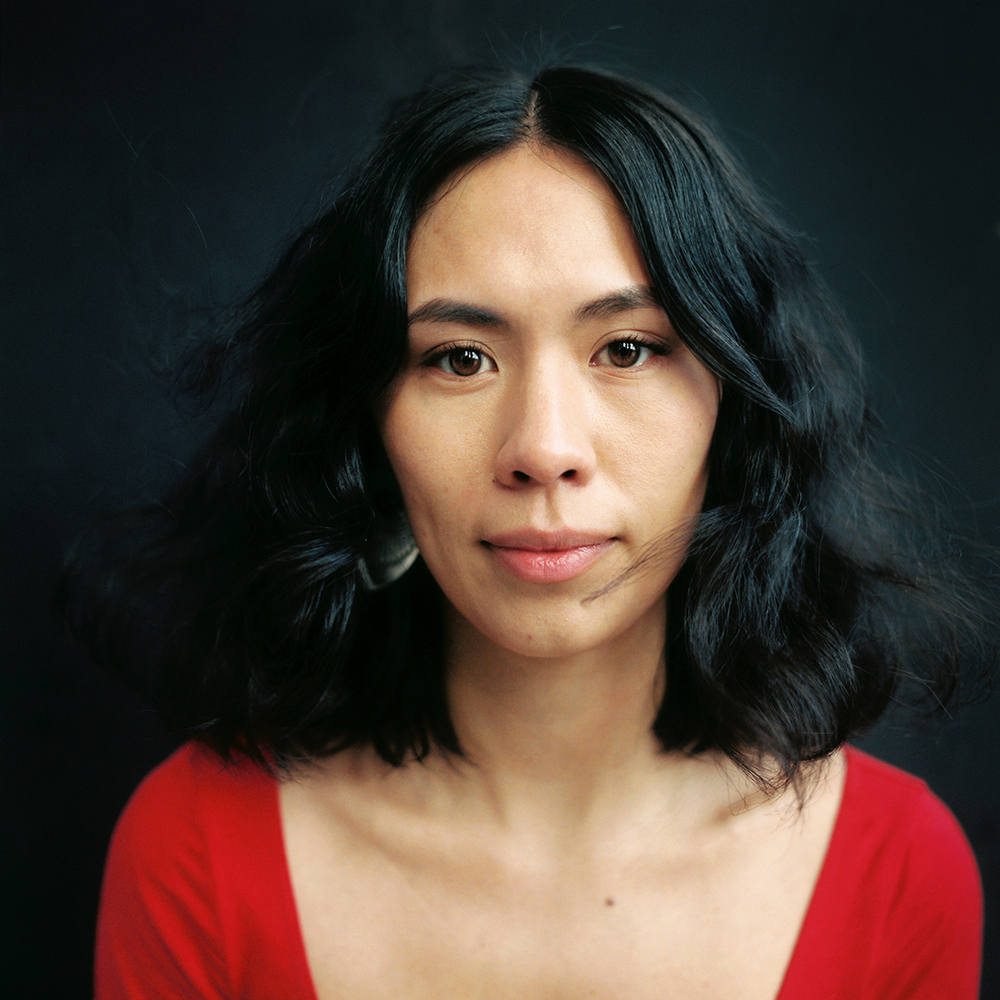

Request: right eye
left=431, top=346, right=497, bottom=377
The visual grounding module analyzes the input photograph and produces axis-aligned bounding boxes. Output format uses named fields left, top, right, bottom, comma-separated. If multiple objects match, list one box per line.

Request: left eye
left=599, top=339, right=657, bottom=368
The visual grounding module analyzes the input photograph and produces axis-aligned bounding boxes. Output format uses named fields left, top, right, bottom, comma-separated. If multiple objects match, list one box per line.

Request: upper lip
left=483, top=528, right=615, bottom=551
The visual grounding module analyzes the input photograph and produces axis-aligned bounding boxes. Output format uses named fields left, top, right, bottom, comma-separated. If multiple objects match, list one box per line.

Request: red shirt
left=95, top=744, right=982, bottom=999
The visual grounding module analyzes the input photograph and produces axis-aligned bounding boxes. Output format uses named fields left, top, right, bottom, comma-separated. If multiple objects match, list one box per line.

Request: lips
left=482, top=529, right=616, bottom=583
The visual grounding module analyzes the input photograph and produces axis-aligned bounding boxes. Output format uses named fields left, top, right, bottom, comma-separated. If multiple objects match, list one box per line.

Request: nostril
left=511, top=468, right=577, bottom=484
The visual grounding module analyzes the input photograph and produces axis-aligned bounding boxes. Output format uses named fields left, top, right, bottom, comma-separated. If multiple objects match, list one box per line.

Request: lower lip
left=486, top=542, right=613, bottom=583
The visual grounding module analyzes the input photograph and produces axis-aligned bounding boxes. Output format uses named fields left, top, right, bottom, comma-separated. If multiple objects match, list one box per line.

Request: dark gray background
left=3, top=1, right=998, bottom=996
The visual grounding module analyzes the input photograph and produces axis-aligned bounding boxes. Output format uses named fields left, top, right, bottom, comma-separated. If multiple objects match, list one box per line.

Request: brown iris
left=607, top=340, right=642, bottom=368
left=448, top=348, right=485, bottom=376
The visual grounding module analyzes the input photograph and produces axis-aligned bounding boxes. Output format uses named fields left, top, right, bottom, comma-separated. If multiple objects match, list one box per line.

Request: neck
left=439, top=597, right=677, bottom=837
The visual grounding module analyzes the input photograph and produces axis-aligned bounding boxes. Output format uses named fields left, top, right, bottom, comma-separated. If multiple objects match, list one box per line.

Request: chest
left=283, top=808, right=827, bottom=1000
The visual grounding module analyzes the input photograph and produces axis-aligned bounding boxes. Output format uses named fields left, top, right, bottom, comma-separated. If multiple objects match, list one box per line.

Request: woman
left=71, top=66, right=986, bottom=998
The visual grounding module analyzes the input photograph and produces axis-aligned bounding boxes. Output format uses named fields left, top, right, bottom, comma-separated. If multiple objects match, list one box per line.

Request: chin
left=448, top=590, right=667, bottom=663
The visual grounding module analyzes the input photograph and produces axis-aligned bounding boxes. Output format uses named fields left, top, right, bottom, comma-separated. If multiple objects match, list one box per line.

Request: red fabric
left=96, top=743, right=982, bottom=999
left=95, top=743, right=315, bottom=1000
left=777, top=748, right=982, bottom=1000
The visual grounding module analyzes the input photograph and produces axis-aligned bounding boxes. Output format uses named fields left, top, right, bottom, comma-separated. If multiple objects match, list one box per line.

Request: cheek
left=621, top=390, right=716, bottom=486
left=380, top=404, right=474, bottom=531
left=382, top=425, right=430, bottom=510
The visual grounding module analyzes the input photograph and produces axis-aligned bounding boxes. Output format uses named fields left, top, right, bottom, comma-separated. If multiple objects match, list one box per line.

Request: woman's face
left=379, top=144, right=719, bottom=660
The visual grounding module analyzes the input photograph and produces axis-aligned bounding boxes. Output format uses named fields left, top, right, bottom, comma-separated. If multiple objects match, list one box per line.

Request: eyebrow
left=406, top=300, right=505, bottom=328
left=407, top=285, right=664, bottom=329
left=574, top=285, right=663, bottom=322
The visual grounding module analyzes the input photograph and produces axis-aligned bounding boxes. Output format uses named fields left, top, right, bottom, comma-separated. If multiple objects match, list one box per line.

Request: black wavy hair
left=58, top=65, right=992, bottom=787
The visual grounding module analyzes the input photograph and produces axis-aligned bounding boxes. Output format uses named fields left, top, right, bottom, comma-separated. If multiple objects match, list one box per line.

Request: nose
left=494, top=368, right=597, bottom=488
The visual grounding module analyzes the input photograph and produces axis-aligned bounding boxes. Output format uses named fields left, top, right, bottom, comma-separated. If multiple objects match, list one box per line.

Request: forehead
left=407, top=144, right=651, bottom=314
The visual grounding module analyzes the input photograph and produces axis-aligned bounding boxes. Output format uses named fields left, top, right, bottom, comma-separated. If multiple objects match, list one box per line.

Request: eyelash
left=424, top=342, right=498, bottom=377
left=423, top=336, right=670, bottom=377
left=594, top=337, right=669, bottom=369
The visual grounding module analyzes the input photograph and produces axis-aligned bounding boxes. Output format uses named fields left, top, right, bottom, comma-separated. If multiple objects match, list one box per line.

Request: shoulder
left=838, top=746, right=981, bottom=902
left=96, top=743, right=312, bottom=999
left=787, top=747, right=982, bottom=999
left=109, top=741, right=274, bottom=852
left=102, top=743, right=277, bottom=909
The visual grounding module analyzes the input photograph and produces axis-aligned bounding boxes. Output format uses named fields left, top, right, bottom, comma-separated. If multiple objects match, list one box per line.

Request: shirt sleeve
left=95, top=746, right=230, bottom=1000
